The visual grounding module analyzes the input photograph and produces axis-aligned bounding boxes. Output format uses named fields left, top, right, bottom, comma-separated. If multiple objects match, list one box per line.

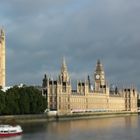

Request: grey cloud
left=0, top=0, right=140, bottom=89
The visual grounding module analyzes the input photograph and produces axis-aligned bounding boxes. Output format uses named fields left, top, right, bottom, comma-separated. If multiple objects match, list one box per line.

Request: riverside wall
left=0, top=111, right=138, bottom=124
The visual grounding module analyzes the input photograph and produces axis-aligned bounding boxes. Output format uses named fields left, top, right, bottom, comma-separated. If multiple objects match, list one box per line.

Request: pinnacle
left=61, top=57, right=67, bottom=72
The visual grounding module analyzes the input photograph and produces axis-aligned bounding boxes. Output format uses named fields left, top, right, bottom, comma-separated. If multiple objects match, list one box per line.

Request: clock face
left=95, top=74, right=100, bottom=79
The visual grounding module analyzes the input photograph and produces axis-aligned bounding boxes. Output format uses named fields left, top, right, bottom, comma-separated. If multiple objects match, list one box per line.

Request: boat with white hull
left=0, top=125, right=23, bottom=137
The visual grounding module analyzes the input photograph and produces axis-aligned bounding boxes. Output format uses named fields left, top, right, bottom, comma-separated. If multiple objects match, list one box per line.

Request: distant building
left=1, top=84, right=25, bottom=92
left=42, top=58, right=138, bottom=115
left=0, top=29, right=6, bottom=88
left=1, top=86, right=11, bottom=92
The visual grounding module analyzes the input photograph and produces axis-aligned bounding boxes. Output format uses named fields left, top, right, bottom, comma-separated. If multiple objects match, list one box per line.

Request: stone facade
left=0, top=29, right=6, bottom=88
left=42, top=59, right=138, bottom=115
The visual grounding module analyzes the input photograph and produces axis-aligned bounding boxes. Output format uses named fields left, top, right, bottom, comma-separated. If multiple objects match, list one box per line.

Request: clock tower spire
left=94, top=60, right=106, bottom=92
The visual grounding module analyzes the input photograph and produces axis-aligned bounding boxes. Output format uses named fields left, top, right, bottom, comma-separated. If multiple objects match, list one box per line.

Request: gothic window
left=54, top=86, right=57, bottom=94
left=62, top=86, right=66, bottom=92
left=62, top=82, right=66, bottom=92
left=68, top=104, right=70, bottom=109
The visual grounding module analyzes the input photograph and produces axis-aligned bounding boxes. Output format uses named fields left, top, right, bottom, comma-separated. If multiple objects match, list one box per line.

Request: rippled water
left=0, top=115, right=140, bottom=140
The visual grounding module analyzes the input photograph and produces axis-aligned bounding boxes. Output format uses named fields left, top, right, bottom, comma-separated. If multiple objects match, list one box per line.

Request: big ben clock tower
left=0, top=29, right=6, bottom=88
left=94, top=60, right=106, bottom=92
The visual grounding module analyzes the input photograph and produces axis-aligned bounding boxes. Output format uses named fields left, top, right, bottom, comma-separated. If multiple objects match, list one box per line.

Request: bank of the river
left=0, top=111, right=138, bottom=124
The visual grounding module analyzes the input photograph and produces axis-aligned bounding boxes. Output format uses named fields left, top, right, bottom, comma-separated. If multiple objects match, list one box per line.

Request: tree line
left=0, top=86, right=47, bottom=115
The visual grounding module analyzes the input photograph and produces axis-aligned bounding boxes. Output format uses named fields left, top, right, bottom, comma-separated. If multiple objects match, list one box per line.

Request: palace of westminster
left=0, top=28, right=138, bottom=115
left=42, top=58, right=138, bottom=114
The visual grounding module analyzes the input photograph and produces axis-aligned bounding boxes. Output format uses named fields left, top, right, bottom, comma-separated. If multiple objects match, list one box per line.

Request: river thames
left=0, top=115, right=140, bottom=140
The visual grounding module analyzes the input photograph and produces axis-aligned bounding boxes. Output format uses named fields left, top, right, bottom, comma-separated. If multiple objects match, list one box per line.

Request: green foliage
left=0, top=86, right=47, bottom=115
left=0, top=90, right=6, bottom=115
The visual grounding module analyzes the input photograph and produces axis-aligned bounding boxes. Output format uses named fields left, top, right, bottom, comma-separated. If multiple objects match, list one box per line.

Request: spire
left=0, top=28, right=5, bottom=37
left=60, top=57, right=70, bottom=83
left=0, top=29, right=5, bottom=42
left=96, top=59, right=104, bottom=72
left=42, top=74, right=48, bottom=87
left=1, top=29, right=4, bottom=35
left=61, top=57, right=67, bottom=73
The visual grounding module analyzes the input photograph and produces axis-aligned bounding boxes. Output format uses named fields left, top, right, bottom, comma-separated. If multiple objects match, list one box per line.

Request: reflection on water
left=46, top=115, right=138, bottom=135
left=20, top=115, right=140, bottom=140
left=0, top=135, right=22, bottom=140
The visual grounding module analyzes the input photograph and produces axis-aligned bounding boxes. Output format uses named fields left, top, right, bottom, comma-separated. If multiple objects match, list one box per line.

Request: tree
left=0, top=90, right=6, bottom=115
left=0, top=86, right=47, bottom=115
left=4, top=87, right=20, bottom=115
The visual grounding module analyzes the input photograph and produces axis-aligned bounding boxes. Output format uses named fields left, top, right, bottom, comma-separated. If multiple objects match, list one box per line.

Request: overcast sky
left=0, top=0, right=140, bottom=89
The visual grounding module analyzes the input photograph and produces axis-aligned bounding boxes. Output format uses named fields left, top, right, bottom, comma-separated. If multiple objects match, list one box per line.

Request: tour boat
left=0, top=125, right=23, bottom=137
